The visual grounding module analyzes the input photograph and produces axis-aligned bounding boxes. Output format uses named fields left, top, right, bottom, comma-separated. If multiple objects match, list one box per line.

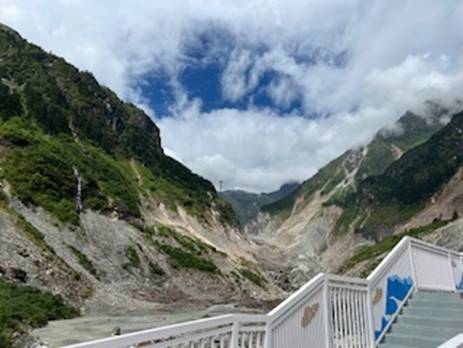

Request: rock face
left=0, top=23, right=283, bottom=312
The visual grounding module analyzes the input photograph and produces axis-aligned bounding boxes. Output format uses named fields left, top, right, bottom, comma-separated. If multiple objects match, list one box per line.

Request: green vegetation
left=67, top=245, right=100, bottom=279
left=237, top=258, right=268, bottom=289
left=0, top=279, right=79, bottom=347
left=148, top=261, right=165, bottom=276
left=0, top=83, right=22, bottom=120
left=0, top=117, right=143, bottom=223
left=155, top=242, right=220, bottom=274
left=339, top=218, right=454, bottom=276
left=355, top=141, right=396, bottom=182
left=125, top=245, right=141, bottom=268
left=136, top=224, right=224, bottom=275
left=322, top=185, right=354, bottom=208
left=156, top=225, right=222, bottom=255
left=3, top=130, right=81, bottom=225
left=239, top=268, right=267, bottom=289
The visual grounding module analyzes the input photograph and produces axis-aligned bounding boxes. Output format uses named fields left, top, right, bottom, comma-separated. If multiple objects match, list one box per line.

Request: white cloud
left=1, top=0, right=463, bottom=192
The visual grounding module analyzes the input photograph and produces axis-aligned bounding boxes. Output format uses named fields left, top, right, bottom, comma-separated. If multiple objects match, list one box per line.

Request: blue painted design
left=457, top=273, right=463, bottom=290
left=374, top=275, right=413, bottom=340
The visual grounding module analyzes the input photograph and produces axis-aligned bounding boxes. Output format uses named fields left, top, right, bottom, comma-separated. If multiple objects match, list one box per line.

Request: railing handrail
left=367, top=236, right=410, bottom=286
left=64, top=314, right=267, bottom=348
left=409, top=237, right=462, bottom=256
left=64, top=236, right=463, bottom=348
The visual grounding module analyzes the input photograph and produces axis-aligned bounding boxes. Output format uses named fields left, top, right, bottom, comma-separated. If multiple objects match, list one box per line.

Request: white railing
left=64, top=237, right=463, bottom=348
left=438, top=334, right=463, bottom=348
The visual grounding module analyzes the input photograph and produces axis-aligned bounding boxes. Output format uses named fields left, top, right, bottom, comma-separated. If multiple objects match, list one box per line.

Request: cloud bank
left=1, top=0, right=463, bottom=192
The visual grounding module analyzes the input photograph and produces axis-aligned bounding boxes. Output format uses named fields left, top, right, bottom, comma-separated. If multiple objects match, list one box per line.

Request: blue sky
left=2, top=0, right=463, bottom=192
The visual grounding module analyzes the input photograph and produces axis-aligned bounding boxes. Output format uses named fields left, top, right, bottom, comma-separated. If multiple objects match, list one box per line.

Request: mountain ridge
left=220, top=182, right=299, bottom=226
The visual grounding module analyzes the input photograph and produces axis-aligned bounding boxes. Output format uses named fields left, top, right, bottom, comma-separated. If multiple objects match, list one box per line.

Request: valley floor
left=32, top=304, right=266, bottom=348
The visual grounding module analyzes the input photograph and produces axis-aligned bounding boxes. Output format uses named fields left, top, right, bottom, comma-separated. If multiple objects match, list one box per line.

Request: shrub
left=0, top=279, right=79, bottom=347
left=125, top=245, right=141, bottom=268
left=239, top=268, right=268, bottom=289
left=148, top=262, right=165, bottom=276
left=155, top=242, right=219, bottom=274
left=68, top=245, right=100, bottom=280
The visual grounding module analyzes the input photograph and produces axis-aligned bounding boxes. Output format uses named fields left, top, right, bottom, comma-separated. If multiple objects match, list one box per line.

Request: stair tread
left=395, top=323, right=461, bottom=331
left=401, top=314, right=463, bottom=321
left=387, top=332, right=444, bottom=342
left=392, top=323, right=460, bottom=339
left=409, top=299, right=463, bottom=306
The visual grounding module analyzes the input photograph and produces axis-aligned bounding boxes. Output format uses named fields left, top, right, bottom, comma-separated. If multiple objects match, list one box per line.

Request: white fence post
left=448, top=251, right=457, bottom=292
left=407, top=238, right=417, bottom=292
left=323, top=275, right=332, bottom=348
left=230, top=320, right=240, bottom=348
left=264, top=322, right=272, bottom=348
left=366, top=285, right=375, bottom=347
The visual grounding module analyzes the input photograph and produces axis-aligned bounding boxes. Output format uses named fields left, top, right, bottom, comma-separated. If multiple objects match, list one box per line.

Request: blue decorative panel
left=374, top=275, right=413, bottom=340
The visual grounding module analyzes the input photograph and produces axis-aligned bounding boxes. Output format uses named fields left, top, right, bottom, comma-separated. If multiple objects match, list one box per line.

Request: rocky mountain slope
left=220, top=182, right=299, bottom=226
left=0, top=22, right=282, bottom=327
left=248, top=107, right=459, bottom=288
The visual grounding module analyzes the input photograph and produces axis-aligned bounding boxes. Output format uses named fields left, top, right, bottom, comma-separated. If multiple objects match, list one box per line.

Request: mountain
left=248, top=107, right=454, bottom=288
left=0, top=23, right=282, bottom=342
left=337, top=110, right=463, bottom=239
left=261, top=110, right=447, bottom=221
left=220, top=182, right=299, bottom=226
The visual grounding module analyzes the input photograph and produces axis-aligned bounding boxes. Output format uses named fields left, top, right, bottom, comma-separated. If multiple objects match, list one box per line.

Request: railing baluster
left=335, top=287, right=342, bottom=348
left=354, top=290, right=361, bottom=348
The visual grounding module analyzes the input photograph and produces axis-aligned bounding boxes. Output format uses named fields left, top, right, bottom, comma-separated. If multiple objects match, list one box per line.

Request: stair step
left=408, top=298, right=463, bottom=309
left=384, top=333, right=446, bottom=348
left=414, top=291, right=462, bottom=303
left=402, top=306, right=463, bottom=319
left=398, top=314, right=463, bottom=329
left=378, top=344, right=421, bottom=348
left=392, top=323, right=461, bottom=339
